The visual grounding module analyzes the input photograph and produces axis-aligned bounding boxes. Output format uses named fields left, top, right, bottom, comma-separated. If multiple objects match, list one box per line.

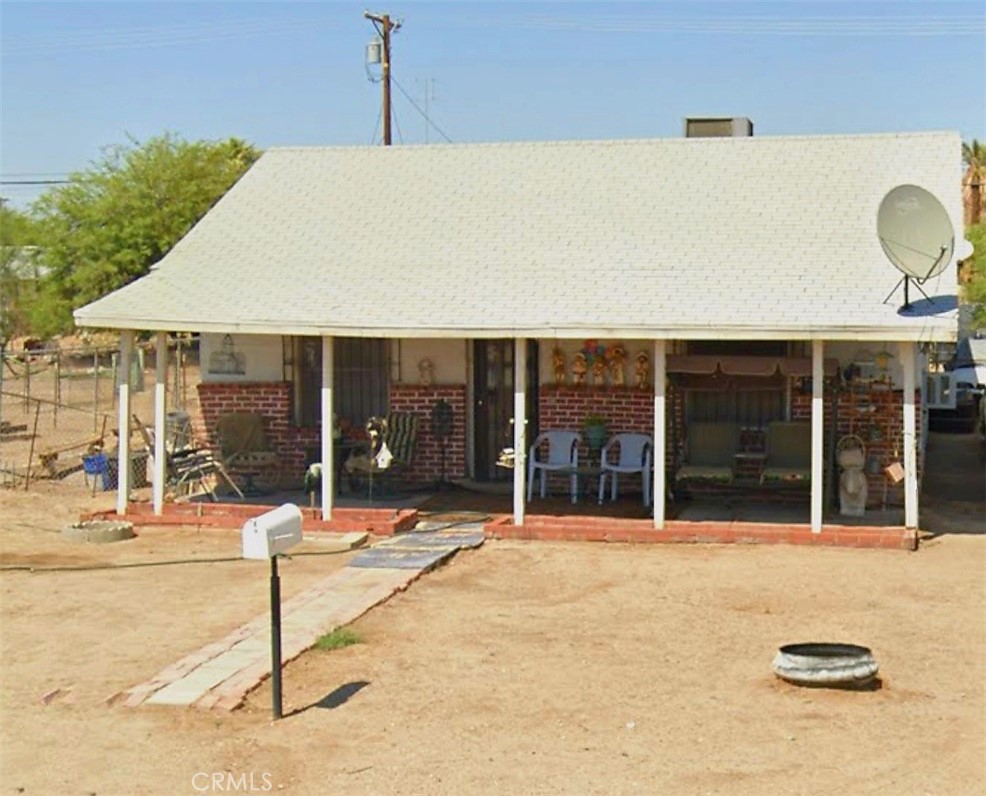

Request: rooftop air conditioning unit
left=683, top=117, right=754, bottom=138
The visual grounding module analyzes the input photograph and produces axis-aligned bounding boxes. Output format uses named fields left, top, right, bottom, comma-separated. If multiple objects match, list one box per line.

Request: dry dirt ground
left=1, top=480, right=984, bottom=796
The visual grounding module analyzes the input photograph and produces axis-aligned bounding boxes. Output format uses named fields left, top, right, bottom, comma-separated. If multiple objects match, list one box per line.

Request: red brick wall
left=537, top=385, right=684, bottom=467
left=536, top=383, right=919, bottom=509
left=195, top=381, right=468, bottom=489
left=195, top=375, right=917, bottom=505
left=388, top=385, right=467, bottom=485
left=196, top=382, right=320, bottom=485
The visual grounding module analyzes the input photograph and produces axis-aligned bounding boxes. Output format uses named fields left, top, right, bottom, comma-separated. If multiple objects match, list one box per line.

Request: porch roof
left=74, top=131, right=963, bottom=342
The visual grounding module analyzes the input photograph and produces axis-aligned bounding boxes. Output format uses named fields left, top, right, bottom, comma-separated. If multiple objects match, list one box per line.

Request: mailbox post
left=241, top=504, right=303, bottom=720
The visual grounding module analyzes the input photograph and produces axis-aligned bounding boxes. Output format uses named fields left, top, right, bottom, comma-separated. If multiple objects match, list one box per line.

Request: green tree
left=29, top=134, right=260, bottom=336
left=962, top=222, right=986, bottom=330
left=0, top=205, right=42, bottom=348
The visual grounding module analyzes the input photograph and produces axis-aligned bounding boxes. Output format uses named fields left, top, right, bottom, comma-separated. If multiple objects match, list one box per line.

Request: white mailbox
left=241, top=503, right=303, bottom=560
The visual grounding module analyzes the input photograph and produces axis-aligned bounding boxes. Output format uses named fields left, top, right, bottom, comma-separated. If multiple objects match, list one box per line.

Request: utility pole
left=364, top=11, right=401, bottom=146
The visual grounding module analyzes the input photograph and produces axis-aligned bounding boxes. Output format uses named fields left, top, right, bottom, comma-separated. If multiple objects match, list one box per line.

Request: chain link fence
left=0, top=338, right=198, bottom=490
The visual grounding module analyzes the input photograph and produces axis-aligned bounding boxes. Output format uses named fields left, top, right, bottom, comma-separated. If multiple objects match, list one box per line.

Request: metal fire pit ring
left=772, top=643, right=879, bottom=688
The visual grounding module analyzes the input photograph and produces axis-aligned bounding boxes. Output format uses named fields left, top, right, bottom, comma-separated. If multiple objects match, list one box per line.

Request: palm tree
left=963, top=139, right=986, bottom=227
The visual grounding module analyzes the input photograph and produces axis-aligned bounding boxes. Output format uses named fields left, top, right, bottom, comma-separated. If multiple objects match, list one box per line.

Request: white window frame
left=925, top=372, right=957, bottom=410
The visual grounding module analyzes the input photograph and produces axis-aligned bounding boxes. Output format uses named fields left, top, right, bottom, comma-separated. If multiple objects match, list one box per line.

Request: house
left=74, top=131, right=965, bottom=545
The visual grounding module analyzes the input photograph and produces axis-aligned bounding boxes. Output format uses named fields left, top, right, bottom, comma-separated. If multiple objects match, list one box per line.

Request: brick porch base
left=486, top=515, right=917, bottom=550
left=83, top=502, right=419, bottom=536
left=84, top=502, right=917, bottom=550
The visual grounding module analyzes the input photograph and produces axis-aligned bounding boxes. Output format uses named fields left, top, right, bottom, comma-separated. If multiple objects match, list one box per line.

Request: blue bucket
left=82, top=453, right=111, bottom=490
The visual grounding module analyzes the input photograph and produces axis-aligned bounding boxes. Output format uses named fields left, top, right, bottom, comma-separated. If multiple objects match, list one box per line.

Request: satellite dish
left=877, top=185, right=954, bottom=310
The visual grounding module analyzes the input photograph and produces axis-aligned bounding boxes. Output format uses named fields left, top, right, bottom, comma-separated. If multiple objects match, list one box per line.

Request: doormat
left=348, top=545, right=457, bottom=571
left=392, top=529, right=486, bottom=548
left=348, top=529, right=485, bottom=570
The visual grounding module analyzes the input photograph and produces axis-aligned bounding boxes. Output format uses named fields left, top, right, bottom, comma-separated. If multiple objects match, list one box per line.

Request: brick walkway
left=114, top=527, right=485, bottom=712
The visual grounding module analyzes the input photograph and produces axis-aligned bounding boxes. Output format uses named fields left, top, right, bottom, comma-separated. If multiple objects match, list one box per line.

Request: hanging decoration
left=571, top=352, right=588, bottom=386
left=552, top=347, right=566, bottom=386
left=576, top=340, right=629, bottom=388
left=635, top=351, right=650, bottom=389
left=609, top=345, right=627, bottom=387
left=208, top=334, right=246, bottom=376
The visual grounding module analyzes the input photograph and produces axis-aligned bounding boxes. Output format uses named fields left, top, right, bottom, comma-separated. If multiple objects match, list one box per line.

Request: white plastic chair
left=597, top=433, right=653, bottom=506
left=527, top=431, right=581, bottom=502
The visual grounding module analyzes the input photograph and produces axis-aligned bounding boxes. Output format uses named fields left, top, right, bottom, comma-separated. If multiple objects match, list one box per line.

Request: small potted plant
left=583, top=413, right=608, bottom=451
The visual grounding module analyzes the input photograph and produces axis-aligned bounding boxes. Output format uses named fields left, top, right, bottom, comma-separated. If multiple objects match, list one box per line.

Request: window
left=284, top=337, right=390, bottom=428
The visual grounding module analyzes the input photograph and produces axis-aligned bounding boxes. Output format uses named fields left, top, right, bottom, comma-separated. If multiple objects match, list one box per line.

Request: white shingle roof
left=74, top=131, right=963, bottom=341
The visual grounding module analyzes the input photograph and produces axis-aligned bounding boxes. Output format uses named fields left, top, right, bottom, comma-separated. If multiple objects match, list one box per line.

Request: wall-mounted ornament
left=635, top=351, right=650, bottom=389
left=208, top=334, right=246, bottom=375
left=418, top=358, right=435, bottom=386
left=609, top=345, right=626, bottom=387
left=552, top=347, right=566, bottom=387
left=591, top=357, right=606, bottom=387
left=572, top=352, right=588, bottom=387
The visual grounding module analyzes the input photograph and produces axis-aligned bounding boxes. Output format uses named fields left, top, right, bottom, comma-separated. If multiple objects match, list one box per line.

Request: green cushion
left=385, top=412, right=419, bottom=466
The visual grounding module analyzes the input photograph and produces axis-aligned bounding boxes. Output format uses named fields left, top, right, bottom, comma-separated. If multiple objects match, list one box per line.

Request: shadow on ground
left=290, top=680, right=371, bottom=716
left=921, top=431, right=985, bottom=536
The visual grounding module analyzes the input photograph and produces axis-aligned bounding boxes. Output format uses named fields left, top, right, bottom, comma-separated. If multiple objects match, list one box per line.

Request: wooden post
left=110, top=353, right=118, bottom=409
left=178, top=337, right=186, bottom=409
left=116, top=331, right=134, bottom=515
left=0, top=346, right=5, bottom=435
left=653, top=339, right=667, bottom=530
left=53, top=351, right=61, bottom=429
left=321, top=336, right=334, bottom=521
left=23, top=353, right=31, bottom=412
left=24, top=400, right=41, bottom=491
left=153, top=332, right=168, bottom=515
left=900, top=341, right=918, bottom=529
left=92, top=349, right=100, bottom=432
left=513, top=338, right=527, bottom=526
left=810, top=339, right=824, bottom=532
left=172, top=338, right=179, bottom=408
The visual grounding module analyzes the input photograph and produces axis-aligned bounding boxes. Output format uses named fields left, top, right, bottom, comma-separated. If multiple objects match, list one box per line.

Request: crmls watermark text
left=191, top=771, right=273, bottom=792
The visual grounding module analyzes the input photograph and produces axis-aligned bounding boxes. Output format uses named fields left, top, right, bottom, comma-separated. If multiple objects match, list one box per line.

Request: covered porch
left=98, top=331, right=921, bottom=551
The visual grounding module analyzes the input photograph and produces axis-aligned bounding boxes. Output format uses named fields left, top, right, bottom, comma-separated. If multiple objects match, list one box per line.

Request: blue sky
left=1, top=0, right=984, bottom=208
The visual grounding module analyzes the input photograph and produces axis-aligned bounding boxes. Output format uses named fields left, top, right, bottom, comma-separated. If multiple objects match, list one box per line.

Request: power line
left=0, top=172, right=71, bottom=178
left=3, top=16, right=322, bottom=57
left=510, top=13, right=986, bottom=37
left=392, top=104, right=404, bottom=145
left=391, top=75, right=453, bottom=144
left=0, top=180, right=69, bottom=186
left=369, top=104, right=383, bottom=146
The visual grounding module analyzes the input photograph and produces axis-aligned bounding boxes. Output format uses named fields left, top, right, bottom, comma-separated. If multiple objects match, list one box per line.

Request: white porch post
left=513, top=338, right=527, bottom=526
left=653, top=339, right=667, bottom=530
left=152, top=332, right=167, bottom=515
left=321, top=336, right=334, bottom=521
left=900, top=340, right=918, bottom=529
left=116, top=330, right=135, bottom=515
left=810, top=339, right=824, bottom=533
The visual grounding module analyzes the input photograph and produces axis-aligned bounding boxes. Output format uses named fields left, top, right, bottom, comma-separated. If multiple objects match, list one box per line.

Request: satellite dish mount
left=882, top=245, right=947, bottom=310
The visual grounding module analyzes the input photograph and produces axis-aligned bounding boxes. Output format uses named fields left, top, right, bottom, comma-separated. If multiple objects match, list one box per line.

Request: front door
left=473, top=340, right=539, bottom=481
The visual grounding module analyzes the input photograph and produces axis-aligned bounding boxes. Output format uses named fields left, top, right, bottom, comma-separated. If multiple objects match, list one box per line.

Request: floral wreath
left=579, top=340, right=625, bottom=365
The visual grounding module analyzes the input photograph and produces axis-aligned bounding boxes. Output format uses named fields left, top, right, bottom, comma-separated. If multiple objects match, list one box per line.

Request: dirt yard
left=1, top=482, right=983, bottom=796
